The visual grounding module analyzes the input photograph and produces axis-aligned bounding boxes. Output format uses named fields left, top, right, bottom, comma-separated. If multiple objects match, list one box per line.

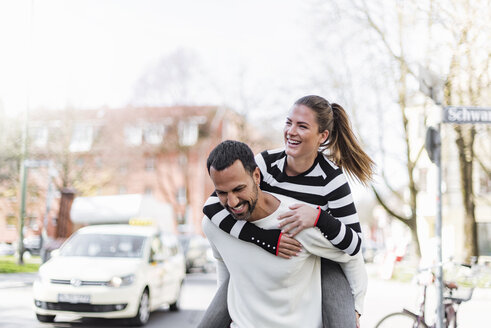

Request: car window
left=60, top=234, right=146, bottom=258
left=161, top=234, right=180, bottom=257
left=150, top=236, right=164, bottom=261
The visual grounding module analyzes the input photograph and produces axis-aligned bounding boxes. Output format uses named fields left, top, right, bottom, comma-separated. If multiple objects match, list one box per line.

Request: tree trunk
left=454, top=125, right=478, bottom=262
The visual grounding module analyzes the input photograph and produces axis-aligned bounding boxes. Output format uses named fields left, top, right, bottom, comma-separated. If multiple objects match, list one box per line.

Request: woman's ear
left=320, top=130, right=329, bottom=145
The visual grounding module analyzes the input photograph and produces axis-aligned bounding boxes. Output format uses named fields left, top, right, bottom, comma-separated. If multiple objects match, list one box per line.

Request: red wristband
left=276, top=232, right=283, bottom=256
left=314, top=206, right=322, bottom=226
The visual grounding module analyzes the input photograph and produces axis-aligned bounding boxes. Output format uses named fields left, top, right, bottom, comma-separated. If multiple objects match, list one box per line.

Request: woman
left=201, top=95, right=374, bottom=328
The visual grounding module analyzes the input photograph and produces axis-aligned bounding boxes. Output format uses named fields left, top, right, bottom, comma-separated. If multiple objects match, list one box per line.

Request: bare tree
left=309, top=0, right=491, bottom=261
left=131, top=48, right=216, bottom=107
left=436, top=0, right=491, bottom=261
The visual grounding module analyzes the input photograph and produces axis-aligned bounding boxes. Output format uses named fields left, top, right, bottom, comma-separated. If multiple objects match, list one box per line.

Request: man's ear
left=253, top=167, right=261, bottom=185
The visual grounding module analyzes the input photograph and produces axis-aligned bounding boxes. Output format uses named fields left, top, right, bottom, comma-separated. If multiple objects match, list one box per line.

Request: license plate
left=58, top=293, right=91, bottom=304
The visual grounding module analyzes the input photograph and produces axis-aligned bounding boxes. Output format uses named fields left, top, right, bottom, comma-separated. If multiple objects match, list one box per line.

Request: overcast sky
left=0, top=0, right=315, bottom=119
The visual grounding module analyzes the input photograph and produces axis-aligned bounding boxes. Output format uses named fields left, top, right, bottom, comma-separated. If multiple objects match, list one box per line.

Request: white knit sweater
left=202, top=193, right=367, bottom=328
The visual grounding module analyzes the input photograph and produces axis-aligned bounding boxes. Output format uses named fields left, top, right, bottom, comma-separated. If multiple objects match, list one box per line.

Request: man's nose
left=227, top=193, right=240, bottom=208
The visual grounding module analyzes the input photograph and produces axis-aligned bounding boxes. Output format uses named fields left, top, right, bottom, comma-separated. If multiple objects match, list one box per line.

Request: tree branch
left=370, top=185, right=407, bottom=222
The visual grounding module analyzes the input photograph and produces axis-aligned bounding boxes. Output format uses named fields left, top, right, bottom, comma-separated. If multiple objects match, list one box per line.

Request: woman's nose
left=287, top=125, right=297, bottom=136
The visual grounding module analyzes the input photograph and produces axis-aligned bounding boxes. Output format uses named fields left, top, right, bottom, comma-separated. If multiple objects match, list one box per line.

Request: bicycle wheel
left=375, top=311, right=428, bottom=328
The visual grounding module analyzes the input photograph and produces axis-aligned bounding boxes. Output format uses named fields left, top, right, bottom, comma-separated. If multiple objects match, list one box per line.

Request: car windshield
left=60, top=234, right=146, bottom=258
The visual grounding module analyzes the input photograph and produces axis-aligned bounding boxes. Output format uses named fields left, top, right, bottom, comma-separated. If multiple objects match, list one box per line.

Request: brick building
left=0, top=105, right=274, bottom=245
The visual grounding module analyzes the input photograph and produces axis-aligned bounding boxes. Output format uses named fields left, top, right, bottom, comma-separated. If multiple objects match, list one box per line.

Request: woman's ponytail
left=327, top=103, right=374, bottom=185
left=294, top=95, right=375, bottom=185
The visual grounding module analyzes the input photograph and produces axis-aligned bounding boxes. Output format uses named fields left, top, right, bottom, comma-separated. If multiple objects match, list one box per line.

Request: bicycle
left=374, top=262, right=476, bottom=328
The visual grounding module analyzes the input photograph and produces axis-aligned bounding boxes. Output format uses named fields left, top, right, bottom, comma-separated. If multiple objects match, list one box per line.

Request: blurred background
left=0, top=0, right=490, bottom=327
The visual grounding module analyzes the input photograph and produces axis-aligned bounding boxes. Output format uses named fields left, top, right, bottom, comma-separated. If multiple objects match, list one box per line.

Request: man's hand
left=277, top=234, right=302, bottom=259
left=277, top=204, right=318, bottom=237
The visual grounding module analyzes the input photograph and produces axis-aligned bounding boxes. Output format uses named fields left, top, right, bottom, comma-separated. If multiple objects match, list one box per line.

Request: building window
left=94, top=157, right=103, bottom=168
left=418, top=168, right=428, bottom=192
left=477, top=222, right=491, bottom=256
left=144, top=187, right=153, bottom=195
left=118, top=185, right=127, bottom=194
left=478, top=167, right=491, bottom=194
left=30, top=126, right=48, bottom=148
left=119, top=163, right=128, bottom=174
left=124, top=125, right=142, bottom=146
left=143, top=124, right=166, bottom=145
left=26, top=216, right=38, bottom=230
left=177, top=187, right=187, bottom=205
left=145, top=157, right=155, bottom=171
left=179, top=121, right=198, bottom=146
left=76, top=157, right=85, bottom=167
left=69, top=123, right=94, bottom=152
left=6, top=215, right=16, bottom=228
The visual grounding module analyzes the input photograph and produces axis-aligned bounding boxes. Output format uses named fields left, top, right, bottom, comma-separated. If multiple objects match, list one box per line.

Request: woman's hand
left=277, top=204, right=318, bottom=237
left=277, top=235, right=302, bottom=259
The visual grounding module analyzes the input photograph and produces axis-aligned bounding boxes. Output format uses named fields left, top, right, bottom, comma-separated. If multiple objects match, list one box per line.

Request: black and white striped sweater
left=203, top=148, right=362, bottom=256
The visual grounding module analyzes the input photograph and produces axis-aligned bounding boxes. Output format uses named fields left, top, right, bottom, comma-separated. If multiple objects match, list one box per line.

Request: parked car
left=33, top=224, right=186, bottom=326
left=0, top=242, right=15, bottom=256
left=24, top=235, right=41, bottom=256
left=178, top=234, right=215, bottom=273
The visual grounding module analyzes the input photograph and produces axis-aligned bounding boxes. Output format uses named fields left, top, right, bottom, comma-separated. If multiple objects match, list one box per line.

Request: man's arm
left=199, top=217, right=232, bottom=328
left=202, top=216, right=230, bottom=285
left=296, top=227, right=367, bottom=315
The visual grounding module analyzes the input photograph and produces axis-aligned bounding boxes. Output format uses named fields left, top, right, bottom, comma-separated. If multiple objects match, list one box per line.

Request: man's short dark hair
left=207, top=140, right=257, bottom=174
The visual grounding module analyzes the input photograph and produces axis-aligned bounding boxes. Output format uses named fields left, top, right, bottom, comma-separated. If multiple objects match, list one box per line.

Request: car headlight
left=108, top=274, right=135, bottom=287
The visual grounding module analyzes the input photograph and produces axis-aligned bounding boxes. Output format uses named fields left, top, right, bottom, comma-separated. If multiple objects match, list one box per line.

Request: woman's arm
left=276, top=176, right=362, bottom=256
left=203, top=194, right=301, bottom=258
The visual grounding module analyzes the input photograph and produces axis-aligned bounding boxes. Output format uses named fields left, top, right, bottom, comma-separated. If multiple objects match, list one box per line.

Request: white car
left=33, top=224, right=186, bottom=326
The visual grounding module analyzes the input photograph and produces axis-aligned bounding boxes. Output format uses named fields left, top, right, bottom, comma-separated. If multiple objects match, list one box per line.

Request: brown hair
left=294, top=95, right=375, bottom=185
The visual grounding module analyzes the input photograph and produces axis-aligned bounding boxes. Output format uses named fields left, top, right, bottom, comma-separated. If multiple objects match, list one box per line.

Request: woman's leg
left=197, top=278, right=232, bottom=328
left=321, top=258, right=357, bottom=328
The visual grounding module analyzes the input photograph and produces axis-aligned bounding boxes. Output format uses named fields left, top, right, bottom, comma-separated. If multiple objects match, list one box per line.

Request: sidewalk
left=0, top=272, right=37, bottom=289
left=362, top=264, right=491, bottom=327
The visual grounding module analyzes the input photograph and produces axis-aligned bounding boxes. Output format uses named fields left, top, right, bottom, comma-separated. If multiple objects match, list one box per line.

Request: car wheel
left=131, top=289, right=150, bottom=326
left=36, top=314, right=55, bottom=323
left=169, top=281, right=183, bottom=312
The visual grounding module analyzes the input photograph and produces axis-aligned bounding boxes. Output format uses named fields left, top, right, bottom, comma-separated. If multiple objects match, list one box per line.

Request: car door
left=147, top=235, right=167, bottom=307
left=160, top=234, right=185, bottom=303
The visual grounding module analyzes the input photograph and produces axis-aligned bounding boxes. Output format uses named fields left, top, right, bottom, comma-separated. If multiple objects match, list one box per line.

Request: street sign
left=443, top=106, right=491, bottom=124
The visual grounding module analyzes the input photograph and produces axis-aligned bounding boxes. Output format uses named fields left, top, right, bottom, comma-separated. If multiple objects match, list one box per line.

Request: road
left=1, top=265, right=490, bottom=327
left=0, top=273, right=217, bottom=328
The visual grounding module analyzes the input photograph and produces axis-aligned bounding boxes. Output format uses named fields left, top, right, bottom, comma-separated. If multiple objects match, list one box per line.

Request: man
left=201, top=140, right=366, bottom=328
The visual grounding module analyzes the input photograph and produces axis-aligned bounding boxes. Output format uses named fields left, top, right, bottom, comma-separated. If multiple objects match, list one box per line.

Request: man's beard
left=227, top=183, right=258, bottom=221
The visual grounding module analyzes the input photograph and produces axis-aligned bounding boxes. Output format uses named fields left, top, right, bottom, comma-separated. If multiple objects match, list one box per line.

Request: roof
left=70, top=194, right=175, bottom=232
left=76, top=224, right=158, bottom=237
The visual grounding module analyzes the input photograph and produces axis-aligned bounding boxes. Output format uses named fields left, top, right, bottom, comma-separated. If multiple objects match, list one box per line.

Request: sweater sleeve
left=314, top=172, right=363, bottom=256
left=203, top=193, right=282, bottom=256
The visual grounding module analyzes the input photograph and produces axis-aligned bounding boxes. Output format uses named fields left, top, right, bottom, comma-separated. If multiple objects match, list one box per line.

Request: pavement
left=0, top=272, right=38, bottom=289
left=1, top=266, right=490, bottom=327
